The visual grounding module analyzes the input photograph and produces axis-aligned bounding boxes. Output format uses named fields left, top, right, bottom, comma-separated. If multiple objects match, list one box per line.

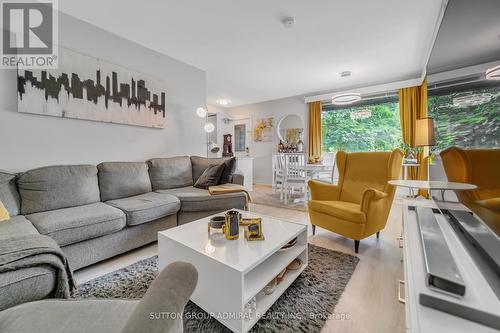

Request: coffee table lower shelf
left=243, top=248, right=307, bottom=332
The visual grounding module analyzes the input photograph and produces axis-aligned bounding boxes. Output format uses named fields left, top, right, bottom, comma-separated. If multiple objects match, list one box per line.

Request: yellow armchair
left=440, top=147, right=500, bottom=235
left=308, top=149, right=403, bottom=253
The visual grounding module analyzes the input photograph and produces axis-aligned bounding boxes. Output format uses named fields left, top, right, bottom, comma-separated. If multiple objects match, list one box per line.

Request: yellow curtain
left=308, top=101, right=322, bottom=163
left=399, top=79, right=429, bottom=196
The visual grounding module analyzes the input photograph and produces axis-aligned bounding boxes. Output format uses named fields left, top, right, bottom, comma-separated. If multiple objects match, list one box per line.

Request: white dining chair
left=282, top=153, right=308, bottom=205
left=272, top=154, right=286, bottom=199
left=321, top=152, right=335, bottom=165
left=316, top=153, right=339, bottom=184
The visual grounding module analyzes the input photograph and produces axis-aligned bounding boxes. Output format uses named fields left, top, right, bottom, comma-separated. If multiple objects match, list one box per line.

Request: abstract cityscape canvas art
left=17, top=47, right=166, bottom=128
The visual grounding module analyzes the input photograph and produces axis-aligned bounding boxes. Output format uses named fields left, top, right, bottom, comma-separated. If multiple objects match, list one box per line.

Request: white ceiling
left=59, top=0, right=445, bottom=107
left=427, top=0, right=500, bottom=74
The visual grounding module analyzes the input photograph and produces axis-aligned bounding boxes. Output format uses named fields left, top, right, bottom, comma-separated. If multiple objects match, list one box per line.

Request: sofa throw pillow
left=0, top=201, right=10, bottom=222
left=194, top=164, right=226, bottom=189
left=191, top=156, right=226, bottom=183
left=219, top=157, right=236, bottom=184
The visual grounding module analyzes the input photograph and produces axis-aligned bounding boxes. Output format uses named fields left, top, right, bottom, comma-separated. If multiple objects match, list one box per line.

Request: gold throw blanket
left=208, top=184, right=253, bottom=203
left=0, top=201, right=10, bottom=222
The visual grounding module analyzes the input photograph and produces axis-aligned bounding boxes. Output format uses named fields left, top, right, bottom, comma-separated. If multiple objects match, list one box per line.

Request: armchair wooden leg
left=354, top=240, right=360, bottom=253
left=376, top=231, right=380, bottom=239
left=312, top=225, right=316, bottom=235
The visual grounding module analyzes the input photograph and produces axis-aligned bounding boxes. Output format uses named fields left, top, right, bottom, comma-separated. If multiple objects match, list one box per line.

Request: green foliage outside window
left=322, top=101, right=402, bottom=152
left=428, top=87, right=500, bottom=152
left=321, top=85, right=499, bottom=154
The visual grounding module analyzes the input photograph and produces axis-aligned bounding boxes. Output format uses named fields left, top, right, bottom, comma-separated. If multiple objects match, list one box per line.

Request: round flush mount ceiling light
left=485, top=65, right=500, bottom=80
left=452, top=93, right=493, bottom=108
left=204, top=122, right=215, bottom=133
left=331, top=93, right=362, bottom=106
left=350, top=108, right=372, bottom=120
left=196, top=106, right=207, bottom=118
left=216, top=99, right=231, bottom=106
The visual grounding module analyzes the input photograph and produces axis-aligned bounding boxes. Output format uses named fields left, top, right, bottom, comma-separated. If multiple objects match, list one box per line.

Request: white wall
left=225, top=96, right=308, bottom=184
left=0, top=11, right=206, bottom=172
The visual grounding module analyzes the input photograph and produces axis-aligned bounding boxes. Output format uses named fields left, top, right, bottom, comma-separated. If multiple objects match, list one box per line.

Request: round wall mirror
left=277, top=114, right=304, bottom=145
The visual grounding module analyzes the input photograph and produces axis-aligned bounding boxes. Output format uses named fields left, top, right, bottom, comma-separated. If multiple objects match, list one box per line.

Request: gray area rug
left=251, top=189, right=308, bottom=212
left=76, top=244, right=359, bottom=332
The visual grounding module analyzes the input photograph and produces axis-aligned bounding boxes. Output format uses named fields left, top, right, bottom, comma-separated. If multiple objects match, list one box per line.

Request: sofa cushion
left=220, top=157, right=236, bottom=184
left=0, top=171, right=21, bottom=217
left=0, top=215, right=39, bottom=240
left=147, top=156, right=193, bottom=190
left=157, top=186, right=247, bottom=212
left=106, top=192, right=180, bottom=226
left=190, top=156, right=230, bottom=183
left=193, top=164, right=225, bottom=189
left=18, top=165, right=100, bottom=215
left=0, top=266, right=56, bottom=311
left=26, top=203, right=126, bottom=246
left=97, top=162, right=152, bottom=201
left=308, top=200, right=366, bottom=223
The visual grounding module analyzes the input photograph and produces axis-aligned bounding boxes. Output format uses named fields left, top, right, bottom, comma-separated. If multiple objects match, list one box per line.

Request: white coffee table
left=158, top=209, right=308, bottom=333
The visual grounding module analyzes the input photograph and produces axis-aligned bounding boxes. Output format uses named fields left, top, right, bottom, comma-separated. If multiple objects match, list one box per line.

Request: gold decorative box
left=240, top=217, right=261, bottom=226
left=244, top=219, right=264, bottom=241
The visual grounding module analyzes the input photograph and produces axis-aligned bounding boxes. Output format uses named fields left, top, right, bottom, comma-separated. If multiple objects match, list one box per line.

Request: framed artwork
left=253, top=117, right=274, bottom=142
left=17, top=47, right=167, bottom=128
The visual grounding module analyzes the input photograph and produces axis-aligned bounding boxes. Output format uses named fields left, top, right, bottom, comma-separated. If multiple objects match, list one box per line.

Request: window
left=234, top=124, right=246, bottom=152
left=322, top=98, right=402, bottom=152
left=428, top=85, right=500, bottom=152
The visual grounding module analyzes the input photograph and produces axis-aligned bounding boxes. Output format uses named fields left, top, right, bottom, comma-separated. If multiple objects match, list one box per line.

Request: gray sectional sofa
left=0, top=261, right=198, bottom=333
left=0, top=156, right=246, bottom=310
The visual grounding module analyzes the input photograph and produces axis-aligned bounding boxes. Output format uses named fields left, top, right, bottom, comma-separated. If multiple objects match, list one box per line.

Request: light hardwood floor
left=74, top=185, right=406, bottom=333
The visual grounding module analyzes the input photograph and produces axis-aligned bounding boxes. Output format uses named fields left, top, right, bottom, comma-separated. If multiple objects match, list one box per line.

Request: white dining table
left=289, top=163, right=334, bottom=179
left=286, top=164, right=334, bottom=205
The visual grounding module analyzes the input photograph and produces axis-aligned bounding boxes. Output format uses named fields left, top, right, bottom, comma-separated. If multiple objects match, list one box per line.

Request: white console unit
left=236, top=157, right=253, bottom=191
left=402, top=199, right=500, bottom=333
